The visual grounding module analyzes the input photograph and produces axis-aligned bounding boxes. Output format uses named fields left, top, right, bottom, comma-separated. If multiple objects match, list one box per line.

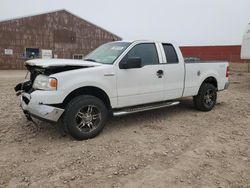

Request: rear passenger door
left=160, top=43, right=185, bottom=100
left=116, top=43, right=165, bottom=108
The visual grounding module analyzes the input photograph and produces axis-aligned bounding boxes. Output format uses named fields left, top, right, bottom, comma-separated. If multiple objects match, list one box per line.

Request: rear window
left=162, top=44, right=179, bottom=64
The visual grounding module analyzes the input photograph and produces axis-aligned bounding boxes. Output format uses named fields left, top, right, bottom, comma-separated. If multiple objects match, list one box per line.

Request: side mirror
left=119, top=57, right=142, bottom=69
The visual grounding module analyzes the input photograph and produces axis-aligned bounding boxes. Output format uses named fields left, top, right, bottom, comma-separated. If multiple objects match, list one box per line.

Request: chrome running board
left=113, top=101, right=180, bottom=117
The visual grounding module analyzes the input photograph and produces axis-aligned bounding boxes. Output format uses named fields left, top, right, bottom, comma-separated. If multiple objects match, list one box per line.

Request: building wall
left=0, top=10, right=121, bottom=69
left=180, top=45, right=242, bottom=62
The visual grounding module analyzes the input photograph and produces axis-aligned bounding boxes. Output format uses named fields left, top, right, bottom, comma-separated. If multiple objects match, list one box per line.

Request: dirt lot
left=0, top=70, right=249, bottom=188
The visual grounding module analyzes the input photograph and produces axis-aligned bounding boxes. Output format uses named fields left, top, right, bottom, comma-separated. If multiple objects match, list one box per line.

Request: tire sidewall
left=203, top=86, right=217, bottom=109
left=63, top=95, right=108, bottom=140
left=194, top=83, right=217, bottom=111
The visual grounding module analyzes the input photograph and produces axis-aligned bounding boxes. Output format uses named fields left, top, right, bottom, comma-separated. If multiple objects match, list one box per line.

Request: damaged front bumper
left=20, top=93, right=64, bottom=122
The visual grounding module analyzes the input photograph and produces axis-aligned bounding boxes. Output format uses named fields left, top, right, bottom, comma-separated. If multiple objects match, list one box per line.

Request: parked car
left=15, top=40, right=230, bottom=140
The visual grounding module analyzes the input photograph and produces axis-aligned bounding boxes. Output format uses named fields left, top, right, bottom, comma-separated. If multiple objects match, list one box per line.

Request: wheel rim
left=75, top=105, right=101, bottom=133
left=204, top=89, right=216, bottom=108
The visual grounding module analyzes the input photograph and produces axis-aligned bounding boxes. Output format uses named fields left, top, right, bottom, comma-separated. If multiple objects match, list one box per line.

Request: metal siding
left=0, top=10, right=121, bottom=69
left=180, top=46, right=242, bottom=62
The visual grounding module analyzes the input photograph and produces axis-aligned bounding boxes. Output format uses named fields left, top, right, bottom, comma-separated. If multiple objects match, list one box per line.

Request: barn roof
left=0, top=9, right=121, bottom=39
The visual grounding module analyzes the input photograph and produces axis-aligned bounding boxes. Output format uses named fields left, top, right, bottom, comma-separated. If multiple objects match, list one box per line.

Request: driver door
left=116, top=43, right=165, bottom=108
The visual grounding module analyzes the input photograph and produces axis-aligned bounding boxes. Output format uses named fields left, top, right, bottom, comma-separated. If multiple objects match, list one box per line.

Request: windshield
left=84, top=42, right=131, bottom=64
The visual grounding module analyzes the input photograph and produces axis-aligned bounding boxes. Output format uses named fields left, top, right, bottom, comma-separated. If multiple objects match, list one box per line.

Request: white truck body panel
left=183, top=62, right=228, bottom=97
left=116, top=64, right=165, bottom=107
left=115, top=41, right=165, bottom=107
left=160, top=44, right=185, bottom=100
left=35, top=65, right=119, bottom=107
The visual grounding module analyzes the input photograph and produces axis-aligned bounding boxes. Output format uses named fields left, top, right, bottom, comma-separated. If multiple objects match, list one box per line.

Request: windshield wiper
left=84, top=58, right=97, bottom=62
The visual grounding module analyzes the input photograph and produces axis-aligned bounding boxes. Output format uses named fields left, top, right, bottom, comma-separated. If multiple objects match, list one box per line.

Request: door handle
left=156, top=70, right=164, bottom=78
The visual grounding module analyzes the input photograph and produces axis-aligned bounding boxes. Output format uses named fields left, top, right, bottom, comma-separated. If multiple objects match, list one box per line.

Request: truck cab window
left=162, top=44, right=179, bottom=64
left=126, top=43, right=159, bottom=66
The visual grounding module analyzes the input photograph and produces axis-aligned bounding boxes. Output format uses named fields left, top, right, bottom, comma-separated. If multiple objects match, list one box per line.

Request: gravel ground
left=0, top=70, right=249, bottom=188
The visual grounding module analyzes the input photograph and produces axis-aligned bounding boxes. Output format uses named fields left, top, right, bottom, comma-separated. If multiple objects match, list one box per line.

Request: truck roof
left=116, top=40, right=177, bottom=46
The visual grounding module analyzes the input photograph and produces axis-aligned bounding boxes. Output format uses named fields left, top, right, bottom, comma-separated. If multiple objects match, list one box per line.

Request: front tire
left=63, top=95, right=108, bottom=140
left=193, top=83, right=217, bottom=111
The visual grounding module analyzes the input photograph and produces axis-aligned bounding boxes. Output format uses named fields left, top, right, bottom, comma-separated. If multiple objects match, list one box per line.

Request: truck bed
left=183, top=61, right=229, bottom=97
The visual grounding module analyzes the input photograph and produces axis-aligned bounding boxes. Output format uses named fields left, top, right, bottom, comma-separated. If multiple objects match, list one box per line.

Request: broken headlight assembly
left=33, top=75, right=57, bottom=91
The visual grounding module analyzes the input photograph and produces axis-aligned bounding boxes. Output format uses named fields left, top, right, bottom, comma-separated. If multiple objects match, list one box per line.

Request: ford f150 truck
left=15, top=40, right=230, bottom=140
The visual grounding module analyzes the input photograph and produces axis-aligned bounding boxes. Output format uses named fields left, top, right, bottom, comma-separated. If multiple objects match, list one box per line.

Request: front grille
left=22, top=80, right=33, bottom=93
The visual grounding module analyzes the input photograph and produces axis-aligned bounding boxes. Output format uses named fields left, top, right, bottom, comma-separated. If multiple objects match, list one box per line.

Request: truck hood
left=24, top=59, right=104, bottom=85
left=25, top=59, right=102, bottom=68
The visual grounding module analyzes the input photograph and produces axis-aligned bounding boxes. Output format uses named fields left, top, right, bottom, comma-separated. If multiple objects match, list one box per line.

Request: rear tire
left=193, top=83, right=217, bottom=111
left=63, top=95, right=108, bottom=140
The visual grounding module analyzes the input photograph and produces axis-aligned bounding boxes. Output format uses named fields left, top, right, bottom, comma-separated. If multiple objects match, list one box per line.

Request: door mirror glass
left=119, top=57, right=142, bottom=69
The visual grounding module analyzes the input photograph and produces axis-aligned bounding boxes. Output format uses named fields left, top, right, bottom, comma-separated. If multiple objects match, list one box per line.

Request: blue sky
left=1, top=0, right=250, bottom=46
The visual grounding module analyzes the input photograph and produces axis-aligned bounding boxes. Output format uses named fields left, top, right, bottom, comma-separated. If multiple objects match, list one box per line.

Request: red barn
left=180, top=45, right=242, bottom=62
left=0, top=10, right=121, bottom=70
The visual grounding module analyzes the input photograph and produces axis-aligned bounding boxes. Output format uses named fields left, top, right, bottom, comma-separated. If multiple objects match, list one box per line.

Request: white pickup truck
left=15, top=40, right=229, bottom=140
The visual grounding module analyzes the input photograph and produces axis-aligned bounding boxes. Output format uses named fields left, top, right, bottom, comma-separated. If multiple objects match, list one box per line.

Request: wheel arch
left=62, top=86, right=112, bottom=110
left=200, top=76, right=218, bottom=90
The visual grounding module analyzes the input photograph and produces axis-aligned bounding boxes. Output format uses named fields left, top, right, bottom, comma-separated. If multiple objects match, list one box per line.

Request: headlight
left=33, top=75, right=57, bottom=90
